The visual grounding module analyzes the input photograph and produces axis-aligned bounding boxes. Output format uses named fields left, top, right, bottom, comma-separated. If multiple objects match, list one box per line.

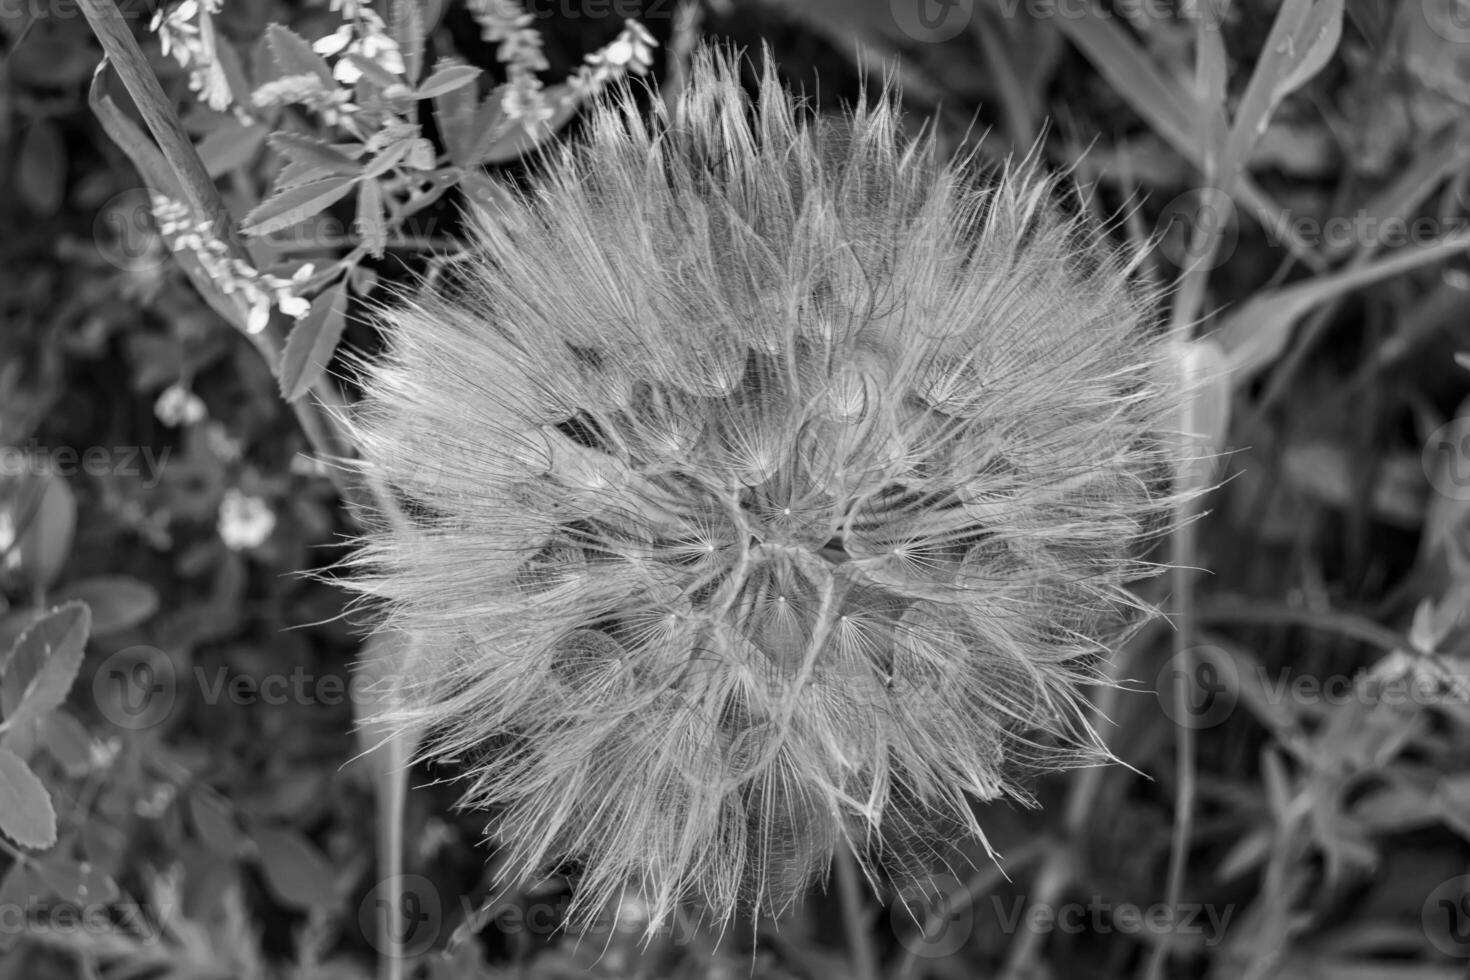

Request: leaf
left=275, top=158, right=348, bottom=193
left=241, top=175, right=358, bottom=237
left=1194, top=6, right=1229, bottom=166
left=1220, top=233, right=1470, bottom=384
left=188, top=786, right=243, bottom=856
left=53, top=576, right=158, bottom=636
left=1, top=602, right=90, bottom=733
left=198, top=118, right=268, bottom=179
left=415, top=64, right=482, bottom=100
left=1323, top=125, right=1470, bottom=262
left=1053, top=12, right=1195, bottom=160
left=346, top=52, right=403, bottom=90
left=250, top=824, right=338, bottom=910
left=355, top=178, right=387, bottom=259
left=89, top=64, right=253, bottom=333
left=0, top=747, right=55, bottom=849
left=10, top=471, right=75, bottom=592
left=38, top=711, right=94, bottom=776
left=391, top=0, right=427, bottom=85
left=266, top=24, right=334, bottom=85
left=1221, top=0, right=1343, bottom=174
left=267, top=132, right=362, bottom=176
left=1054, top=10, right=1325, bottom=269
left=18, top=120, right=66, bottom=216
left=0, top=859, right=42, bottom=950
left=433, top=74, right=483, bottom=168
left=358, top=136, right=416, bottom=180
left=33, top=854, right=118, bottom=906
left=479, top=84, right=582, bottom=164
left=279, top=279, right=349, bottom=402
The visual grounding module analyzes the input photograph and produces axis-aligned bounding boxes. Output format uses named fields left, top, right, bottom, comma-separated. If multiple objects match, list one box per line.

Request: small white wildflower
left=151, top=195, right=314, bottom=333
left=218, top=488, right=276, bottom=550
left=204, top=421, right=243, bottom=462
left=150, top=0, right=232, bottom=112
left=318, top=10, right=405, bottom=85
left=574, top=21, right=658, bottom=95
left=90, top=737, right=123, bottom=771
left=270, top=263, right=316, bottom=319
left=0, top=510, right=15, bottom=574
left=313, top=24, right=354, bottom=58
left=245, top=297, right=271, bottom=334
left=154, top=384, right=207, bottom=427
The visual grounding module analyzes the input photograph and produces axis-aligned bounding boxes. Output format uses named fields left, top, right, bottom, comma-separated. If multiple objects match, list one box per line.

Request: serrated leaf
left=356, top=178, right=386, bottom=259
left=250, top=824, right=338, bottom=910
left=266, top=24, right=334, bottom=85
left=1, top=602, right=90, bottom=733
left=53, top=576, right=158, bottom=636
left=275, top=158, right=346, bottom=193
left=267, top=133, right=362, bottom=175
left=279, top=279, right=349, bottom=402
left=480, top=84, right=581, bottom=164
left=0, top=747, right=55, bottom=849
left=359, top=137, right=416, bottom=180
left=433, top=76, right=482, bottom=168
left=415, top=64, right=481, bottom=100
left=242, top=175, right=358, bottom=237
left=346, top=52, right=403, bottom=90
left=198, top=118, right=268, bottom=179
left=392, top=0, right=427, bottom=84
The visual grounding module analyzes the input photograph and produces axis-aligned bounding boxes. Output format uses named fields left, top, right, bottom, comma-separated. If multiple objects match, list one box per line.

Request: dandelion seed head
left=346, top=47, right=1188, bottom=931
